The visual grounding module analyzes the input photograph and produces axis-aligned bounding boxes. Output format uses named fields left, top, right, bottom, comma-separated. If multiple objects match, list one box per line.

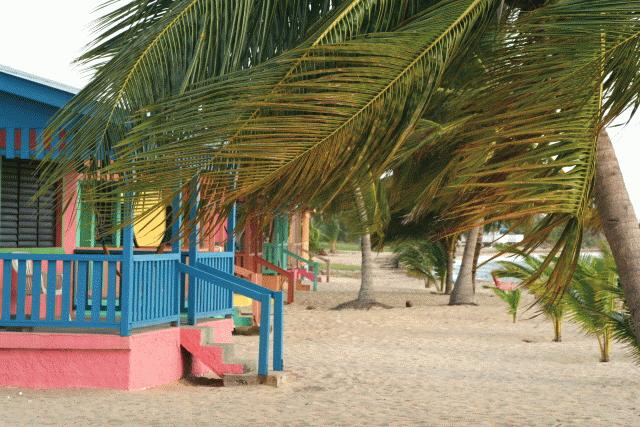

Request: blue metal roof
left=0, top=64, right=78, bottom=109
left=0, top=64, right=78, bottom=160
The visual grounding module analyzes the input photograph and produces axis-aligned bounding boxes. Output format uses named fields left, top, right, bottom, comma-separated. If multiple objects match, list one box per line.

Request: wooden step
left=180, top=326, right=247, bottom=378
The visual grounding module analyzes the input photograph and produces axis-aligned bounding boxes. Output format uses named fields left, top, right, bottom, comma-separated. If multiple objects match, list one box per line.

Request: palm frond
left=41, top=0, right=438, bottom=228
left=404, top=1, right=640, bottom=295
left=45, top=0, right=497, bottom=234
left=393, top=239, right=448, bottom=285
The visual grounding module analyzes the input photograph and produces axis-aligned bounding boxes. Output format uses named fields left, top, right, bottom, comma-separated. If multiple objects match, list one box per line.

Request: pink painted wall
left=0, top=319, right=239, bottom=390
left=62, top=172, right=79, bottom=254
left=0, top=328, right=184, bottom=390
left=200, top=212, right=229, bottom=251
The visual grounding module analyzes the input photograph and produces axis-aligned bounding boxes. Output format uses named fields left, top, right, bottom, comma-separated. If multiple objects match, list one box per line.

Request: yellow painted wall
left=133, top=193, right=166, bottom=247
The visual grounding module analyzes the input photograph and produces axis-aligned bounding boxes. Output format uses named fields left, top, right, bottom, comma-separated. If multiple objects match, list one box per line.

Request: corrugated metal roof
left=0, top=63, right=79, bottom=95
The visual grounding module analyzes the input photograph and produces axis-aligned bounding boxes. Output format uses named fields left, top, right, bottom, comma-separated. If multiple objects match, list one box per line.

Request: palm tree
left=494, top=253, right=567, bottom=342
left=343, top=186, right=379, bottom=308
left=492, top=287, right=522, bottom=323
left=594, top=130, right=640, bottom=346
left=392, top=240, right=448, bottom=292
left=41, top=1, right=640, bottom=339
left=566, top=246, right=620, bottom=363
left=388, top=1, right=640, bottom=336
left=316, top=215, right=344, bottom=254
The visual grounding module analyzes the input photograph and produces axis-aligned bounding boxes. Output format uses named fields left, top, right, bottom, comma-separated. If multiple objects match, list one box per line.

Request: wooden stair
left=180, top=320, right=255, bottom=379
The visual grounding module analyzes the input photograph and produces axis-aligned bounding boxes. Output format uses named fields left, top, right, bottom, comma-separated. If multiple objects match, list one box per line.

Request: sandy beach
left=1, top=251, right=639, bottom=426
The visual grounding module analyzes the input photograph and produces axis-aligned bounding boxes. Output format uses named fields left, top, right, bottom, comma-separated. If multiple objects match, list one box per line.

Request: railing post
left=313, top=262, right=319, bottom=292
left=258, top=294, right=271, bottom=377
left=273, top=291, right=284, bottom=371
left=187, top=177, right=199, bottom=325
left=288, top=269, right=296, bottom=304
left=225, top=202, right=236, bottom=256
left=120, top=199, right=134, bottom=336
left=172, top=192, right=183, bottom=322
left=226, top=202, right=237, bottom=311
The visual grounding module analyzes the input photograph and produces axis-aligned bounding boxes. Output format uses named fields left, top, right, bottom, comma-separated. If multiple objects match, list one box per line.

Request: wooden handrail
left=235, top=253, right=296, bottom=304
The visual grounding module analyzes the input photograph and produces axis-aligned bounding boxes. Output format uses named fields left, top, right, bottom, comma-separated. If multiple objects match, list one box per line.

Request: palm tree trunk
left=445, top=237, right=456, bottom=295
left=354, top=187, right=375, bottom=302
left=552, top=315, right=562, bottom=342
left=449, top=223, right=481, bottom=305
left=594, top=129, right=640, bottom=343
left=358, top=232, right=375, bottom=302
left=332, top=187, right=391, bottom=310
left=597, top=331, right=611, bottom=363
left=472, top=227, right=483, bottom=290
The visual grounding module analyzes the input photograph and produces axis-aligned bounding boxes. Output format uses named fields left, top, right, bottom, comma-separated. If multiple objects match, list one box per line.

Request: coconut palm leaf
left=41, top=0, right=438, bottom=230
left=492, top=287, right=521, bottom=323
left=393, top=239, right=448, bottom=288
left=565, top=252, right=617, bottom=335
left=400, top=1, right=640, bottom=296
left=40, top=0, right=498, bottom=232
left=493, top=252, right=566, bottom=322
left=609, top=309, right=640, bottom=364
left=569, top=244, right=640, bottom=363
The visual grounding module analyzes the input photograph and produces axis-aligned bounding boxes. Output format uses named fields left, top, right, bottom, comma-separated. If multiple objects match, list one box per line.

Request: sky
left=1, top=1, right=639, bottom=218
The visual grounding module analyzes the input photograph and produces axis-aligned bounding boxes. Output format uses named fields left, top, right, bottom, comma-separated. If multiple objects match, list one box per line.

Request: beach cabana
left=0, top=65, right=283, bottom=389
left=236, top=212, right=320, bottom=308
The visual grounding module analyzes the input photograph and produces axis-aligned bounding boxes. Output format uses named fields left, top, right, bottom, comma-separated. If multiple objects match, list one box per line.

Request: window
left=77, top=181, right=122, bottom=248
left=0, top=158, right=57, bottom=248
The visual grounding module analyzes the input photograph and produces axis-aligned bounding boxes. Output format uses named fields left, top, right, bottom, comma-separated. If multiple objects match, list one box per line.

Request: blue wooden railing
left=130, top=253, right=181, bottom=329
left=178, top=262, right=284, bottom=376
left=189, top=252, right=234, bottom=323
left=0, top=253, right=123, bottom=329
left=0, top=252, right=182, bottom=334
left=0, top=250, right=284, bottom=376
left=180, top=251, right=235, bottom=324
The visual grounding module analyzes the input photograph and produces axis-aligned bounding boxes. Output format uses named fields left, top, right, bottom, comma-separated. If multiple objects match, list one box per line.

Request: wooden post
left=187, top=177, right=199, bottom=325
left=301, top=210, right=311, bottom=259
left=171, top=192, right=182, bottom=253
left=226, top=203, right=236, bottom=255
left=226, top=202, right=237, bottom=311
left=273, top=291, right=284, bottom=371
left=171, top=192, right=183, bottom=321
left=119, top=199, right=134, bottom=336
left=258, top=294, right=271, bottom=377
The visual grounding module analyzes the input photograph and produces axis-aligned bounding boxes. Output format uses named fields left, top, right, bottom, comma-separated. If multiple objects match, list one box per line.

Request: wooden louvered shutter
left=0, top=159, right=19, bottom=247
left=77, top=181, right=96, bottom=247
left=0, top=159, right=57, bottom=248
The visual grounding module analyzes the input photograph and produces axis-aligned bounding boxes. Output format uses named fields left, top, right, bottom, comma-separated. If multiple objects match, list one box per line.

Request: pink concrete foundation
left=0, top=319, right=238, bottom=390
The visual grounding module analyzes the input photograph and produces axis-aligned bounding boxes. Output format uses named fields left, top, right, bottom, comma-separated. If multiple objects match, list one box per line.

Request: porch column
left=171, top=191, right=184, bottom=319
left=171, top=192, right=182, bottom=253
left=226, top=203, right=237, bottom=275
left=188, top=177, right=199, bottom=265
left=187, top=178, right=199, bottom=325
left=120, top=199, right=134, bottom=336
left=226, top=203, right=236, bottom=253
left=301, top=210, right=311, bottom=259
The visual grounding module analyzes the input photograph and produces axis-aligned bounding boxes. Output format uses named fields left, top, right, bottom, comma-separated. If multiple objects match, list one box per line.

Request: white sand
left=2, top=251, right=639, bottom=426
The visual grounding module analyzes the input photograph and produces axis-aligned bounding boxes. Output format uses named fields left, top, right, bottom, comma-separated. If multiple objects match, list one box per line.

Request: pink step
left=180, top=326, right=245, bottom=378
left=290, top=268, right=315, bottom=282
